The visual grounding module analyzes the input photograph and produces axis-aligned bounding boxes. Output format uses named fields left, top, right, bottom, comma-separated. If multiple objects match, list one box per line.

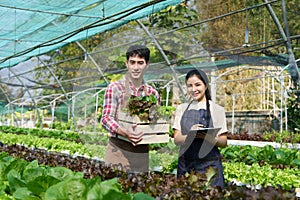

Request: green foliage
left=221, top=145, right=300, bottom=167
left=149, top=150, right=177, bottom=172
left=0, top=153, right=151, bottom=200
left=263, top=130, right=300, bottom=144
left=1, top=126, right=299, bottom=196
left=216, top=66, right=286, bottom=112
left=144, top=2, right=201, bottom=65
left=32, top=1, right=203, bottom=106
left=127, top=95, right=158, bottom=121
left=223, top=162, right=300, bottom=190
left=286, top=92, right=300, bottom=132
left=0, top=132, right=299, bottom=198
left=151, top=143, right=300, bottom=173
left=0, top=132, right=105, bottom=158
left=0, top=125, right=80, bottom=141
left=2, top=126, right=299, bottom=170
left=149, top=135, right=176, bottom=150
left=125, top=94, right=175, bottom=122
left=161, top=158, right=178, bottom=174
left=51, top=119, right=73, bottom=130
left=196, top=0, right=300, bottom=57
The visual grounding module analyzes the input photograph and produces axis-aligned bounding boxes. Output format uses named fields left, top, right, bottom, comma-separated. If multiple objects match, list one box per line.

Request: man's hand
left=126, top=124, right=143, bottom=146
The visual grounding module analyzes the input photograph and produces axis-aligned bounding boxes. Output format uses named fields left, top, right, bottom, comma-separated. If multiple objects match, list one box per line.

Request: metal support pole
left=94, top=94, right=99, bottom=133
left=232, top=94, right=235, bottom=134
left=84, top=104, right=87, bottom=132
left=280, top=75, right=284, bottom=133
left=264, top=0, right=287, bottom=41
left=8, top=68, right=41, bottom=128
left=37, top=57, right=77, bottom=130
left=76, top=41, right=109, bottom=85
left=264, top=0, right=300, bottom=87
left=51, top=101, right=55, bottom=125
left=284, top=89, right=288, bottom=130
left=166, top=85, right=170, bottom=106
left=136, top=19, right=187, bottom=102
left=211, top=70, right=217, bottom=102
left=21, top=104, right=24, bottom=128
left=210, top=55, right=217, bottom=102
left=281, top=0, right=300, bottom=88
left=72, top=98, right=76, bottom=131
left=68, top=104, right=70, bottom=121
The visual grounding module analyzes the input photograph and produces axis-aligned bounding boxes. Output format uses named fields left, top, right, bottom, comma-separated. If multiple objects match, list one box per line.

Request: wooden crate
left=117, top=133, right=170, bottom=144
left=118, top=112, right=170, bottom=144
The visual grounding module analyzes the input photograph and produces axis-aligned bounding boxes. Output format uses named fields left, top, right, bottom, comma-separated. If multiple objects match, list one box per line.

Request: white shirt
left=172, top=100, right=228, bottom=136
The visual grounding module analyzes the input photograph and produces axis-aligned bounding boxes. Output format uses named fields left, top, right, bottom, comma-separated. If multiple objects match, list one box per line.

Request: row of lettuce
left=0, top=151, right=152, bottom=200
left=0, top=126, right=299, bottom=199
left=1, top=148, right=297, bottom=200
left=0, top=125, right=299, bottom=169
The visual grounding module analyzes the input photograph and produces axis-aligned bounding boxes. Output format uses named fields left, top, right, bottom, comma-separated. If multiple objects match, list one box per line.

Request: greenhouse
left=0, top=0, right=299, bottom=199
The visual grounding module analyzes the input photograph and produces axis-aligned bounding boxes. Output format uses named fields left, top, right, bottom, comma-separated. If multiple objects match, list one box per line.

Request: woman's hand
left=191, top=124, right=204, bottom=130
left=192, top=124, right=206, bottom=139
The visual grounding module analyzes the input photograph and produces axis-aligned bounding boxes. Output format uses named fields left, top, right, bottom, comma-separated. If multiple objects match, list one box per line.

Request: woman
left=172, top=69, right=228, bottom=188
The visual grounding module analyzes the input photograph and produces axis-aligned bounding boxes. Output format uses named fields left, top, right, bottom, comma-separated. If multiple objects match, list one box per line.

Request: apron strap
left=185, top=100, right=194, bottom=111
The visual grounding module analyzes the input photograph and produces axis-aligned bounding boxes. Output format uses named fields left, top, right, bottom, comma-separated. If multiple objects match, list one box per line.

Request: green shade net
left=0, top=0, right=182, bottom=68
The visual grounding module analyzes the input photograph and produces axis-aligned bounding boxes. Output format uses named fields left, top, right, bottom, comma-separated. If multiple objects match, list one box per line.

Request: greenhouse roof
left=0, top=0, right=182, bottom=69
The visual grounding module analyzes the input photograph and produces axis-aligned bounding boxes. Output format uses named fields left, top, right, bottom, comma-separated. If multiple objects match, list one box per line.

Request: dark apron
left=178, top=106, right=225, bottom=189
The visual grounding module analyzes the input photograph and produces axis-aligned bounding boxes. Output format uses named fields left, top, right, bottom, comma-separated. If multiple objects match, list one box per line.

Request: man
left=101, top=44, right=160, bottom=172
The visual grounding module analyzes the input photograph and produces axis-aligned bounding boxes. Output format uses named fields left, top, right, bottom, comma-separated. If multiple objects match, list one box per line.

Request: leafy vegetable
left=126, top=94, right=175, bottom=121
left=221, top=145, right=300, bottom=168
left=0, top=145, right=298, bottom=199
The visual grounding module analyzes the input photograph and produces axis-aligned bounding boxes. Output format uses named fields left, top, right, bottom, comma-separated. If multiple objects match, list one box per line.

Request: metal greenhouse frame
left=0, top=0, right=299, bottom=133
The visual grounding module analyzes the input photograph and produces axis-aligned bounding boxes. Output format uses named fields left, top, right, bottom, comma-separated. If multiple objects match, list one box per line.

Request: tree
left=195, top=0, right=299, bottom=58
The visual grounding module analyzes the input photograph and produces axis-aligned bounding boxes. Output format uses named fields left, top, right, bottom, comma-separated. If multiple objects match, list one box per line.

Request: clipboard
left=189, top=127, right=221, bottom=137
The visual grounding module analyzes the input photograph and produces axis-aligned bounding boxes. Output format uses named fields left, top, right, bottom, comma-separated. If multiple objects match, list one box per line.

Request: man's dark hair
left=126, top=44, right=150, bottom=63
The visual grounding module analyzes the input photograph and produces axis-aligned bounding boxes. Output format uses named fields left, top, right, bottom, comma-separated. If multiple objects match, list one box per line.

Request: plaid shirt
left=101, top=76, right=160, bottom=137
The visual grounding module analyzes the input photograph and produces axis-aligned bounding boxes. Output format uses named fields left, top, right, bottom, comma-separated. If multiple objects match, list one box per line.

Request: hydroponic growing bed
left=0, top=126, right=299, bottom=199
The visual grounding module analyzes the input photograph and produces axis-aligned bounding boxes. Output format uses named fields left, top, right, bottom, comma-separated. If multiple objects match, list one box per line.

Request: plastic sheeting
left=0, top=0, right=182, bottom=68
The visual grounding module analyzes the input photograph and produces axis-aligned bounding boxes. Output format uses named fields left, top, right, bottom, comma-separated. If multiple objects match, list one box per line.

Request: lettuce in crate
left=124, top=94, right=175, bottom=122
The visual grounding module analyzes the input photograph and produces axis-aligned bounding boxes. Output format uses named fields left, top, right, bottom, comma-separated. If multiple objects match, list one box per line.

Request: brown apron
left=105, top=137, right=149, bottom=172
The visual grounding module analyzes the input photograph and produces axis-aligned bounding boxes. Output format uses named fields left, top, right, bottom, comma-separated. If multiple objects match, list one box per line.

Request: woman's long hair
left=185, top=69, right=213, bottom=127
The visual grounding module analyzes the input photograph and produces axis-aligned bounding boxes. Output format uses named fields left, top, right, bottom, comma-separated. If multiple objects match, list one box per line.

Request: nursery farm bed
left=0, top=143, right=298, bottom=199
left=228, top=139, right=300, bottom=149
